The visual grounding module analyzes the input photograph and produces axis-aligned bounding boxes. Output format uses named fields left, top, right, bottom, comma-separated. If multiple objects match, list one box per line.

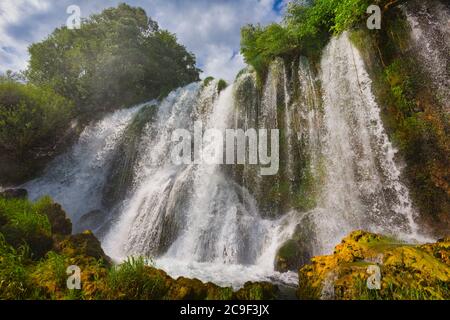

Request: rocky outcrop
left=55, top=230, right=111, bottom=266
left=297, top=231, right=450, bottom=300
left=275, top=215, right=317, bottom=272
left=43, top=202, right=72, bottom=236
left=0, top=188, right=28, bottom=199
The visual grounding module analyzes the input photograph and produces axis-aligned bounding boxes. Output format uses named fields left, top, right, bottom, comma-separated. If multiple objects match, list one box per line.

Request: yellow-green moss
left=297, top=231, right=450, bottom=300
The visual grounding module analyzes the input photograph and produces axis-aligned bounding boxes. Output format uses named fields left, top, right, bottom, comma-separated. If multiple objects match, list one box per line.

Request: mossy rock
left=275, top=215, right=317, bottom=272
left=55, top=230, right=111, bottom=266
left=217, top=79, right=228, bottom=93
left=1, top=224, right=53, bottom=259
left=234, top=281, right=279, bottom=300
left=40, top=202, right=72, bottom=236
left=297, top=230, right=450, bottom=300
left=167, top=276, right=233, bottom=300
left=0, top=189, right=28, bottom=199
left=203, top=76, right=214, bottom=87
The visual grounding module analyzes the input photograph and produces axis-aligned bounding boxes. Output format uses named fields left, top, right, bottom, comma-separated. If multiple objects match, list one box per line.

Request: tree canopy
left=27, top=3, right=200, bottom=116
left=240, top=0, right=384, bottom=78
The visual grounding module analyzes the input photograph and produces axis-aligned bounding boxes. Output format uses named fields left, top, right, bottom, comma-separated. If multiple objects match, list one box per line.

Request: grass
left=106, top=256, right=167, bottom=299
left=0, top=197, right=51, bottom=236
left=0, top=235, right=31, bottom=299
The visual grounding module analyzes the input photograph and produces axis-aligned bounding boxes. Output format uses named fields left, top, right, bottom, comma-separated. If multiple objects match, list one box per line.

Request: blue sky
left=0, top=0, right=287, bottom=80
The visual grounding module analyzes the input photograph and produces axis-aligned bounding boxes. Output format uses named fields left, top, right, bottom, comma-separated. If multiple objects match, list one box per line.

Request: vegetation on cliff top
left=240, top=0, right=395, bottom=79
left=0, top=79, right=73, bottom=158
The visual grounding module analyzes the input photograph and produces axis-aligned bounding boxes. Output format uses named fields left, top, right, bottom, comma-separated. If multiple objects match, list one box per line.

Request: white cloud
left=0, top=0, right=283, bottom=79
left=202, top=45, right=245, bottom=81
left=0, top=0, right=51, bottom=72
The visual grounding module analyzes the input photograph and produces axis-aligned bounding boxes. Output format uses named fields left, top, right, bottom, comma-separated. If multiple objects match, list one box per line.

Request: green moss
left=217, top=79, right=228, bottom=93
left=349, top=10, right=450, bottom=235
left=234, top=282, right=279, bottom=300
left=297, top=231, right=450, bottom=300
left=0, top=235, right=31, bottom=299
left=203, top=76, right=214, bottom=87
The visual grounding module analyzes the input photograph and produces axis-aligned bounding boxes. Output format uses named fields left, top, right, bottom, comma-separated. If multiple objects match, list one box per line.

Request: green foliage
left=0, top=197, right=53, bottom=259
left=0, top=80, right=73, bottom=157
left=217, top=79, right=228, bottom=93
left=31, top=251, right=68, bottom=299
left=240, top=0, right=387, bottom=78
left=241, top=23, right=297, bottom=81
left=203, top=76, right=214, bottom=87
left=349, top=13, right=450, bottom=233
left=0, top=197, right=52, bottom=237
left=27, top=3, right=200, bottom=117
left=0, top=235, right=31, bottom=299
left=106, top=256, right=166, bottom=299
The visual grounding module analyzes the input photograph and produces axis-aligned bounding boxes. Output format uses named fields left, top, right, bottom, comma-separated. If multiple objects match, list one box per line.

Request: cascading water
left=24, top=105, right=146, bottom=231
left=100, top=79, right=299, bottom=287
left=308, top=32, right=423, bottom=254
left=403, top=0, right=450, bottom=109
left=23, top=31, right=430, bottom=289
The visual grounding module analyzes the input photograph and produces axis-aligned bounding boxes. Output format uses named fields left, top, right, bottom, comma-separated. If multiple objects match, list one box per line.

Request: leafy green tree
left=27, top=3, right=200, bottom=117
left=0, top=80, right=73, bottom=157
left=240, top=0, right=390, bottom=77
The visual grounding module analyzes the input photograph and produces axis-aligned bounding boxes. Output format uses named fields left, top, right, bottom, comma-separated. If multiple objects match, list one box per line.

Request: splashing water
left=403, top=0, right=450, bottom=109
left=24, top=105, right=146, bottom=229
left=23, top=33, right=432, bottom=289
left=309, top=32, right=425, bottom=254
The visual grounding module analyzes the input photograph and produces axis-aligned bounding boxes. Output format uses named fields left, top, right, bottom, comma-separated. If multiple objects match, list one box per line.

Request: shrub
left=240, top=0, right=391, bottom=78
left=0, top=80, right=73, bottom=157
left=27, top=3, right=200, bottom=116
left=0, top=197, right=52, bottom=258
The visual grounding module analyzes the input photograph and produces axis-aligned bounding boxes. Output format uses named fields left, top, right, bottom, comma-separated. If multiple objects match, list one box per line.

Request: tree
left=27, top=3, right=200, bottom=117
left=0, top=80, right=73, bottom=156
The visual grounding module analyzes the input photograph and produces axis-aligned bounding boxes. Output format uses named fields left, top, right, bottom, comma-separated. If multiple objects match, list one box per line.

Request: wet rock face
left=102, top=104, right=158, bottom=211
left=297, top=231, right=450, bottom=300
left=77, top=209, right=105, bottom=234
left=0, top=188, right=28, bottom=199
left=56, top=230, right=111, bottom=266
left=274, top=215, right=317, bottom=272
left=43, top=202, right=72, bottom=236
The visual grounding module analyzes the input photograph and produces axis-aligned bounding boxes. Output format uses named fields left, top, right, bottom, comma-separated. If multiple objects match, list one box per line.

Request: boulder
left=274, top=214, right=317, bottom=272
left=55, top=230, right=111, bottom=266
left=42, top=202, right=72, bottom=235
left=0, top=188, right=28, bottom=199
left=297, top=230, right=450, bottom=300
left=234, top=281, right=279, bottom=300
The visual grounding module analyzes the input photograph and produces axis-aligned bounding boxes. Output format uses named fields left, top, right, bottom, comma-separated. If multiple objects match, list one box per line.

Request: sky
left=0, top=0, right=287, bottom=81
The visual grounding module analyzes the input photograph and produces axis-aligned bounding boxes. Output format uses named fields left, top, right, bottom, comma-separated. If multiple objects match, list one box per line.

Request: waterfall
left=22, top=32, right=430, bottom=289
left=100, top=80, right=299, bottom=287
left=24, top=104, right=146, bottom=231
left=403, top=0, right=450, bottom=109
left=309, top=33, right=423, bottom=253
